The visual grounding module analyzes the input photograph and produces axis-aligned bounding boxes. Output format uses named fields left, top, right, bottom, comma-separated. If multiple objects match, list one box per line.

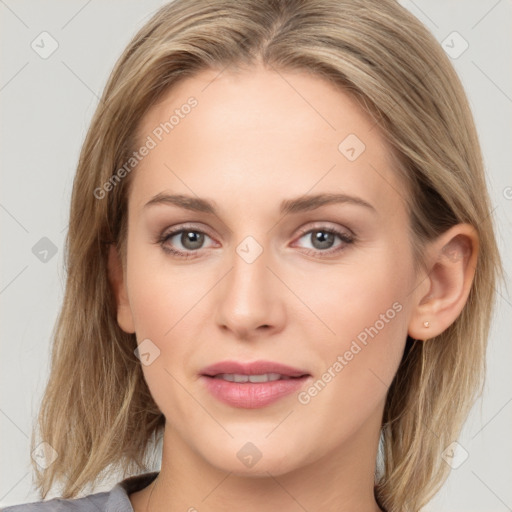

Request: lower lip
left=201, top=375, right=310, bottom=409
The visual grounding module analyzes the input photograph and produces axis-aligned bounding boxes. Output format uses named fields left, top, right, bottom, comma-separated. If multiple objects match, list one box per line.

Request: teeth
left=214, top=373, right=285, bottom=383
left=249, top=373, right=282, bottom=383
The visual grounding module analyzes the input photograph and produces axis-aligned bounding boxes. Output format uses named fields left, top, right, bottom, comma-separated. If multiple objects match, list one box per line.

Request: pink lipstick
left=200, top=360, right=311, bottom=409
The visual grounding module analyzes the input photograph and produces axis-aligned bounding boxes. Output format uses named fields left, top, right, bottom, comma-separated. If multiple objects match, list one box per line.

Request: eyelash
left=156, top=224, right=355, bottom=260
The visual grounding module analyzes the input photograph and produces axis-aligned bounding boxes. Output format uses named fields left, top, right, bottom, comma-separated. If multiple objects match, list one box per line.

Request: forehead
left=130, top=65, right=406, bottom=218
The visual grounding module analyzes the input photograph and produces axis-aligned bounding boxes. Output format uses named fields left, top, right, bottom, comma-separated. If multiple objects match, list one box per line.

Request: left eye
left=294, top=228, right=354, bottom=253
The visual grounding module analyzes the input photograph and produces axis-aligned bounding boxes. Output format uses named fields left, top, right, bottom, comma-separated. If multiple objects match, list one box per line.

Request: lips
left=200, top=360, right=310, bottom=379
left=200, top=360, right=311, bottom=409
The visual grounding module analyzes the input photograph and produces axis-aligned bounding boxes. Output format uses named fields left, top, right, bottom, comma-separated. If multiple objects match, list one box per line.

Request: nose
left=214, top=239, right=285, bottom=340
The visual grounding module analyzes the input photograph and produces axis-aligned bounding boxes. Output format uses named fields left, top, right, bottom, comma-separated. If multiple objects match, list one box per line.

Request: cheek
left=301, top=244, right=412, bottom=347
left=125, top=250, right=204, bottom=418
left=298, top=257, right=412, bottom=437
left=125, top=238, right=208, bottom=338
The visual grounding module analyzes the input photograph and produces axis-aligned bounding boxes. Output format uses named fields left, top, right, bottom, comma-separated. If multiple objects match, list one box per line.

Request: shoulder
left=1, top=471, right=159, bottom=512
left=0, top=490, right=110, bottom=511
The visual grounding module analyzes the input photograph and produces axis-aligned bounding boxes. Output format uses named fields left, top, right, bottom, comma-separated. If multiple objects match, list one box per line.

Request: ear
left=107, top=244, right=136, bottom=334
left=408, top=223, right=479, bottom=341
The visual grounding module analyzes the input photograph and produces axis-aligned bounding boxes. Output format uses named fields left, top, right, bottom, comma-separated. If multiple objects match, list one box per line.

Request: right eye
left=157, top=226, right=217, bottom=259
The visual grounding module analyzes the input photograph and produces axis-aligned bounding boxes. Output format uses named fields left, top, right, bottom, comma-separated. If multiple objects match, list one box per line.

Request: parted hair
left=31, top=1, right=501, bottom=511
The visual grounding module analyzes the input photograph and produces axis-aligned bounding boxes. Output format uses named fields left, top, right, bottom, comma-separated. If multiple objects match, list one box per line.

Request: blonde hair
left=31, top=1, right=502, bottom=510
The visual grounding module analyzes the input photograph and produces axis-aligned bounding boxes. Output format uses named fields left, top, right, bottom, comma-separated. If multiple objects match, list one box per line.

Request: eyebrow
left=143, top=192, right=376, bottom=216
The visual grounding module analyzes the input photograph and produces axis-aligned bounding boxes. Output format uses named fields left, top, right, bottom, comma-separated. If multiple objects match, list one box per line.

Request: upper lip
left=200, top=360, right=310, bottom=378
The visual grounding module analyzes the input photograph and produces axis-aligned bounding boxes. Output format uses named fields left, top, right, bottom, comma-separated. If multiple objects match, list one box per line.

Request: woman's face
left=115, top=65, right=424, bottom=477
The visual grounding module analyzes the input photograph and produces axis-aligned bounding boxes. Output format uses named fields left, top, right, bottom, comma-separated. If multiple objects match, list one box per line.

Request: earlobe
left=107, top=244, right=136, bottom=334
left=408, top=224, right=479, bottom=341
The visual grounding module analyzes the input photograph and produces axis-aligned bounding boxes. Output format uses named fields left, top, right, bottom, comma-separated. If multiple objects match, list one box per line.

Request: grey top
left=1, top=472, right=159, bottom=512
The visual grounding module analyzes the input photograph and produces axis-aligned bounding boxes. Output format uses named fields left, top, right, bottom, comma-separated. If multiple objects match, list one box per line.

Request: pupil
left=182, top=231, right=204, bottom=250
left=312, top=230, right=334, bottom=249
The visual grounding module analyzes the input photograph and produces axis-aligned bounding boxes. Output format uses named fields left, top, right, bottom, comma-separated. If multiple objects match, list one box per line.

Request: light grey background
left=1, top=1, right=511, bottom=510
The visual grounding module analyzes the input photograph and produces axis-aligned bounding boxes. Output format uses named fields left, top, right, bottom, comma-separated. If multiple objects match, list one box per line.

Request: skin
left=108, top=63, right=478, bottom=512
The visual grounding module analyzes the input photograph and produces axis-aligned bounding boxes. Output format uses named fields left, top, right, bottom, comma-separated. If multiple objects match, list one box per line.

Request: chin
left=197, top=435, right=306, bottom=477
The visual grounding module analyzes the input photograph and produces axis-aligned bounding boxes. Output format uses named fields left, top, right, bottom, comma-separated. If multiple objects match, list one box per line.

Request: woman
left=3, top=0, right=502, bottom=511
